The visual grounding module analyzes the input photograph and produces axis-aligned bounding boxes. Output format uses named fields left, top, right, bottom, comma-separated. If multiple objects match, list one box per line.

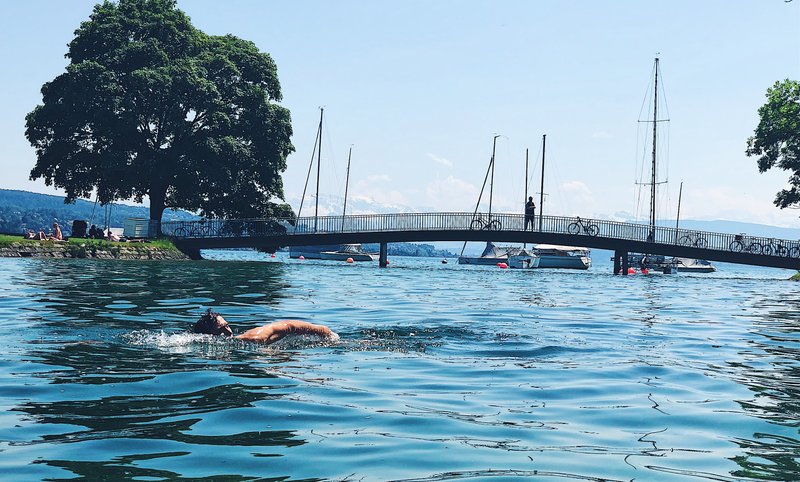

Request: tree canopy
left=746, top=79, right=800, bottom=209
left=26, top=0, right=295, bottom=226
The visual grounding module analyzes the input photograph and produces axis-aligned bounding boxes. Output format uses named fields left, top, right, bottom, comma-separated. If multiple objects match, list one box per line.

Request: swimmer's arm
left=235, top=320, right=335, bottom=344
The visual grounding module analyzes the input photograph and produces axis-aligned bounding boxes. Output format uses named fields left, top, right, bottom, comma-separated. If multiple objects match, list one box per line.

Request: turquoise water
left=0, top=252, right=799, bottom=481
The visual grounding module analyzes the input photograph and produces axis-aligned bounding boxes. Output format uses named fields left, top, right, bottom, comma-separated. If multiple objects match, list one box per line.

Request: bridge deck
left=162, top=213, right=800, bottom=270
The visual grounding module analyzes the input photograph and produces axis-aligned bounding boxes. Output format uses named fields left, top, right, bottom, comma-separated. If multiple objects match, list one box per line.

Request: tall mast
left=314, top=107, right=323, bottom=231
left=524, top=147, right=528, bottom=248
left=341, top=145, right=352, bottom=231
left=649, top=58, right=659, bottom=240
left=675, top=181, right=683, bottom=243
left=488, top=134, right=499, bottom=220
left=524, top=148, right=529, bottom=207
left=539, top=134, right=546, bottom=232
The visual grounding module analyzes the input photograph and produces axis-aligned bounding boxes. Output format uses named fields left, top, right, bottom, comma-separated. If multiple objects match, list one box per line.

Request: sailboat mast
left=314, top=108, right=324, bottom=231
left=649, top=58, right=659, bottom=239
left=675, top=181, right=683, bottom=243
left=341, top=145, right=352, bottom=231
left=539, top=134, right=546, bottom=232
left=524, top=148, right=529, bottom=207
left=488, top=135, right=499, bottom=220
left=524, top=148, right=528, bottom=248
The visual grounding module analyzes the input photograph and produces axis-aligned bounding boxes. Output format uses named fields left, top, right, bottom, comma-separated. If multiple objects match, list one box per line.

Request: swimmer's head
left=193, top=308, right=233, bottom=336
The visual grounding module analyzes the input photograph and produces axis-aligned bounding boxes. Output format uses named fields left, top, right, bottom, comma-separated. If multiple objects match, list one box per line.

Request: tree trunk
left=149, top=187, right=167, bottom=237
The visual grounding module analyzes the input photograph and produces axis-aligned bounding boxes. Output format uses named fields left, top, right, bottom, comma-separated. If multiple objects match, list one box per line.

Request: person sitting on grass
left=49, top=223, right=63, bottom=241
left=192, top=309, right=338, bottom=344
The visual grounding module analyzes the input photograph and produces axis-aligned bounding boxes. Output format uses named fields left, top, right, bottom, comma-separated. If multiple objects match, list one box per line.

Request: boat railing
left=161, top=213, right=800, bottom=259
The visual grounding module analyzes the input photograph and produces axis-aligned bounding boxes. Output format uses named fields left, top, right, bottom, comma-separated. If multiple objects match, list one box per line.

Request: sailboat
left=527, top=134, right=592, bottom=270
left=629, top=58, right=715, bottom=274
left=457, top=135, right=539, bottom=268
left=290, top=109, right=377, bottom=261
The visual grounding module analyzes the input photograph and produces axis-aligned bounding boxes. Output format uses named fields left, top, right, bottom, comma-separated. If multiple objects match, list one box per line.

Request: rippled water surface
left=1, top=252, right=799, bottom=481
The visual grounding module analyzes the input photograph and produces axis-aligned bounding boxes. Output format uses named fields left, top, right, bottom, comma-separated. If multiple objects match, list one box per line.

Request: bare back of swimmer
left=192, top=309, right=337, bottom=344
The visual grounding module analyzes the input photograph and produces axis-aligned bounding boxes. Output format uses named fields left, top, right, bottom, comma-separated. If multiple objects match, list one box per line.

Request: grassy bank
left=0, top=234, right=186, bottom=259
left=0, top=234, right=175, bottom=249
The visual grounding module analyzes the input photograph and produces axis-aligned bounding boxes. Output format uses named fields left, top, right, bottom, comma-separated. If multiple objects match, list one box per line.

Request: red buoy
left=298, top=255, right=305, bottom=260
left=627, top=267, right=636, bottom=275
left=346, top=257, right=354, bottom=263
left=497, top=262, right=508, bottom=269
left=641, top=268, right=649, bottom=274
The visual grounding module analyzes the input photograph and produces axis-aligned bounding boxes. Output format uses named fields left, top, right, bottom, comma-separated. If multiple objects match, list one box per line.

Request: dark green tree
left=746, top=79, right=800, bottom=208
left=26, top=0, right=295, bottom=230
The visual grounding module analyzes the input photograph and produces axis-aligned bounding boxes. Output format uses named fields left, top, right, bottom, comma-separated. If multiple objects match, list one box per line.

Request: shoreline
left=0, top=236, right=188, bottom=260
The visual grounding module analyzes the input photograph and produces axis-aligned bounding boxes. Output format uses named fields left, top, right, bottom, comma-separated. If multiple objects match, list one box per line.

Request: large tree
left=26, top=0, right=295, bottom=228
left=746, top=79, right=800, bottom=208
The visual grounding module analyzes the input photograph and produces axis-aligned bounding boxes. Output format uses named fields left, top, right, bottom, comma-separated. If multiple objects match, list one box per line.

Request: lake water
left=0, top=251, right=799, bottom=481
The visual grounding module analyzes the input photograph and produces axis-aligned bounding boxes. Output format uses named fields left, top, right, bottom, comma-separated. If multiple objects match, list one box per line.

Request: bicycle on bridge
left=567, top=217, right=599, bottom=236
left=677, top=232, right=708, bottom=249
left=470, top=215, right=501, bottom=231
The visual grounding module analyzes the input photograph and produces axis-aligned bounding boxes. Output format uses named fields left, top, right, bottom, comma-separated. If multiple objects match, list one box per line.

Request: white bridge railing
left=161, top=212, right=800, bottom=259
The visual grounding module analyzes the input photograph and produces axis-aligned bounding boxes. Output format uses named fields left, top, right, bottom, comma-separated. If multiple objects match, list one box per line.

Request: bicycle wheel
left=470, top=219, right=484, bottom=230
left=677, top=235, right=692, bottom=246
left=694, top=237, right=708, bottom=249
left=748, top=243, right=763, bottom=255
left=729, top=240, right=744, bottom=252
left=487, top=219, right=502, bottom=231
left=759, top=244, right=773, bottom=256
left=172, top=227, right=187, bottom=238
left=789, top=246, right=800, bottom=258
left=567, top=223, right=580, bottom=235
left=775, top=245, right=789, bottom=257
left=587, top=224, right=599, bottom=236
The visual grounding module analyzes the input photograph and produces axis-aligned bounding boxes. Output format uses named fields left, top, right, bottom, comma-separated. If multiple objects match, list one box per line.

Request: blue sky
left=1, top=1, right=799, bottom=226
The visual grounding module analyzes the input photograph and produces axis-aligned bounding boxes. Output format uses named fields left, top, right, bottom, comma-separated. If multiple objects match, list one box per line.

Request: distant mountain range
left=0, top=189, right=196, bottom=235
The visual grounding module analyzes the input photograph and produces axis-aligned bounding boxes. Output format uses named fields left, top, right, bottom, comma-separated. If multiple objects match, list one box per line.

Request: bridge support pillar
left=379, top=242, right=388, bottom=268
left=613, top=250, right=629, bottom=275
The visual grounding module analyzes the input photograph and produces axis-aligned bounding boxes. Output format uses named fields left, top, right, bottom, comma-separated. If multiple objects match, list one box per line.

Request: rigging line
left=295, top=119, right=321, bottom=232
left=89, top=191, right=99, bottom=226
left=459, top=153, right=495, bottom=258
left=320, top=112, right=342, bottom=204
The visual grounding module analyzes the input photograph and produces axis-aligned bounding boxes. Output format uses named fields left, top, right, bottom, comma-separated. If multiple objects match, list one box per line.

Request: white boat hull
left=536, top=255, right=591, bottom=269
left=318, top=251, right=377, bottom=262
left=457, top=255, right=540, bottom=268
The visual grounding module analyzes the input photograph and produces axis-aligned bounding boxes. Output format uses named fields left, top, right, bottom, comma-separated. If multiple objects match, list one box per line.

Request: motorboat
left=672, top=257, right=716, bottom=273
left=458, top=242, right=540, bottom=269
left=531, top=244, right=591, bottom=269
left=289, top=245, right=338, bottom=259
left=318, top=244, right=377, bottom=262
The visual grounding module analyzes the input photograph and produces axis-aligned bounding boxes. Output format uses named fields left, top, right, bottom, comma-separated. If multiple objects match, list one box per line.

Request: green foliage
left=746, top=79, right=800, bottom=208
left=26, top=0, right=294, bottom=223
left=0, top=189, right=195, bottom=235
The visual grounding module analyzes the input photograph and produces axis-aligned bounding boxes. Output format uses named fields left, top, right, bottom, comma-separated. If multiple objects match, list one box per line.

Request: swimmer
left=193, top=309, right=337, bottom=344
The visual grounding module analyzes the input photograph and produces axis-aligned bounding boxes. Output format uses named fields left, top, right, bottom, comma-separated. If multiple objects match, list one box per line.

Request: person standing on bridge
left=524, top=196, right=536, bottom=231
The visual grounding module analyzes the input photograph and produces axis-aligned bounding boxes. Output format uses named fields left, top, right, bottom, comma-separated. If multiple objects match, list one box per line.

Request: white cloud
left=427, top=153, right=453, bottom=167
left=424, top=176, right=479, bottom=211
left=366, top=174, right=391, bottom=182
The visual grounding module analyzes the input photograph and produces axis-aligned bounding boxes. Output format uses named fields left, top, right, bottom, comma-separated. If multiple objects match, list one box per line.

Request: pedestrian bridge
left=163, top=212, right=800, bottom=271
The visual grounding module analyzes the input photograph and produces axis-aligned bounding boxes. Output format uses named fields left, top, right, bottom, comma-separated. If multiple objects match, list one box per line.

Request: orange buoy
left=298, top=255, right=305, bottom=260
left=497, top=262, right=508, bottom=269
left=627, top=267, right=636, bottom=275
left=346, top=257, right=354, bottom=263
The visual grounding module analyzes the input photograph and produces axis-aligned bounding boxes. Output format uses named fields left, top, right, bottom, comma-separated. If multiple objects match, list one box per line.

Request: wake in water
left=122, top=329, right=340, bottom=352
